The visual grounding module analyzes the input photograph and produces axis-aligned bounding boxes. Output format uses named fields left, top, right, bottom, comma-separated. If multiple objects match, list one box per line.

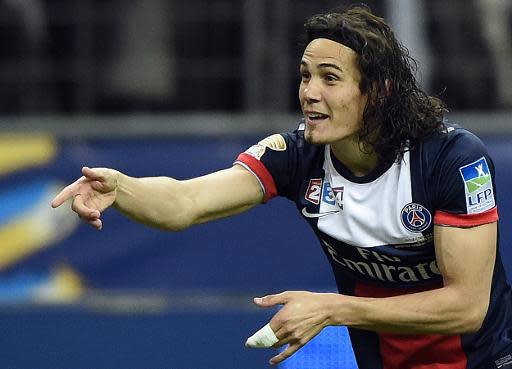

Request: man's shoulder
left=418, top=120, right=486, bottom=156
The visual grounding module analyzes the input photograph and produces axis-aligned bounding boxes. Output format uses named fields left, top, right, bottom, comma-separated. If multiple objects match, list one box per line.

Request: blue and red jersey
left=235, top=122, right=512, bottom=369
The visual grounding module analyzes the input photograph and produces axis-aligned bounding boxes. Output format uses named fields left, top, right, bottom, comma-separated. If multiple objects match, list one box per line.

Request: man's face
left=299, top=38, right=368, bottom=146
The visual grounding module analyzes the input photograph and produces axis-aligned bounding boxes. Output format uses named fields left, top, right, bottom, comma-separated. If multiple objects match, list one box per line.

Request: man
left=52, top=5, right=512, bottom=368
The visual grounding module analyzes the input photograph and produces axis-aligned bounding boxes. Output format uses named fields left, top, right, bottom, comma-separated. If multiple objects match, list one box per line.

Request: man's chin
left=304, top=130, right=328, bottom=145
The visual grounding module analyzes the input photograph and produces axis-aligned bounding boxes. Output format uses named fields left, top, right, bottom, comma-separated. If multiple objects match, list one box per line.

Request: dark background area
left=1, top=0, right=510, bottom=114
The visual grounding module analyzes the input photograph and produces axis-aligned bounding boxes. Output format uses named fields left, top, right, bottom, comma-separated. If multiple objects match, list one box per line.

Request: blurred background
left=0, top=0, right=511, bottom=368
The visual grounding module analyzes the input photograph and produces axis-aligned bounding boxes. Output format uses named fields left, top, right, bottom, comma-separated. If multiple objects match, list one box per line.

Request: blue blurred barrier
left=0, top=296, right=276, bottom=369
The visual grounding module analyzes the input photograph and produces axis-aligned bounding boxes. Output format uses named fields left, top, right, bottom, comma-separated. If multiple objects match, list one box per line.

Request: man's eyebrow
left=318, top=63, right=343, bottom=72
left=299, top=60, right=343, bottom=73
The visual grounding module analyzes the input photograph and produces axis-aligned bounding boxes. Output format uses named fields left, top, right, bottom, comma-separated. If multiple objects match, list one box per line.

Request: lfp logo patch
left=459, top=157, right=495, bottom=214
left=401, top=203, right=432, bottom=233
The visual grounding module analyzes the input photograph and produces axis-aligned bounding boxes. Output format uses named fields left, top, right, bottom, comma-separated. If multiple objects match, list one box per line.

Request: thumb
left=82, top=167, right=118, bottom=192
left=82, top=166, right=104, bottom=181
left=254, top=292, right=290, bottom=307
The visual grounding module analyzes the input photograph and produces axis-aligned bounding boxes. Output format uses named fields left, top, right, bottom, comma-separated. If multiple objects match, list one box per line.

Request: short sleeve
left=431, top=129, right=498, bottom=227
left=233, top=132, right=300, bottom=202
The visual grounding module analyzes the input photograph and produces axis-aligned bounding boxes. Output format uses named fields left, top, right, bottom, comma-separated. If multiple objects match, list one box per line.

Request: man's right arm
left=51, top=165, right=264, bottom=231
left=114, top=164, right=264, bottom=230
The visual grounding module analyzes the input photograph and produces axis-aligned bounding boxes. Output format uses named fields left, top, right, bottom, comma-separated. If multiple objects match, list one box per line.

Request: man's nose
left=303, top=80, right=321, bottom=102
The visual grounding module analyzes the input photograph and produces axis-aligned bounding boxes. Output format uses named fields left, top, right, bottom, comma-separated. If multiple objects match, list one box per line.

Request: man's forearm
left=113, top=173, right=194, bottom=231
left=327, top=285, right=488, bottom=334
left=111, top=166, right=263, bottom=231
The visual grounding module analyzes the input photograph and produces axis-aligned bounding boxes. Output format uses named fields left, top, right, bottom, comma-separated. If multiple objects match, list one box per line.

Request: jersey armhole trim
left=234, top=153, right=278, bottom=202
left=433, top=207, right=498, bottom=227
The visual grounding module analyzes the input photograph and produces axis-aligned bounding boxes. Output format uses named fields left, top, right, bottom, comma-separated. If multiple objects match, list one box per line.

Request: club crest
left=401, top=202, right=432, bottom=233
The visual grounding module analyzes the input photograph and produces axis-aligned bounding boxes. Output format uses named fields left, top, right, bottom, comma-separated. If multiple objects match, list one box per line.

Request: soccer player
left=51, top=5, right=512, bottom=368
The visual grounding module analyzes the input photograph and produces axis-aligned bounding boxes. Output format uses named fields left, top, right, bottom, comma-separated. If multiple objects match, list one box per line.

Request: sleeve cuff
left=234, top=153, right=278, bottom=202
left=434, top=207, right=498, bottom=227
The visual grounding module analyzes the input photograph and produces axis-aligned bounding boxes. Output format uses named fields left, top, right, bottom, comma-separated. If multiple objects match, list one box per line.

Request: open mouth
left=305, top=112, right=329, bottom=123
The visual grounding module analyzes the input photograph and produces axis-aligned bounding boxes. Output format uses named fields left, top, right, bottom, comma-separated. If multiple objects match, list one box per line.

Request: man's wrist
left=319, top=292, right=347, bottom=326
left=112, top=170, right=125, bottom=208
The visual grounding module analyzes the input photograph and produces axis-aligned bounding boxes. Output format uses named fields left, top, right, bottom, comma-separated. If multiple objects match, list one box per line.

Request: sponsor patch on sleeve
left=243, top=134, right=286, bottom=161
left=459, top=157, right=495, bottom=214
left=244, top=144, right=266, bottom=160
left=258, top=134, right=287, bottom=151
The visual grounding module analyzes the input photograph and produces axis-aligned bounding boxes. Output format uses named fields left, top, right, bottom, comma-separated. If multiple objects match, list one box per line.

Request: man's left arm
left=254, top=222, right=497, bottom=365
left=335, top=222, right=497, bottom=332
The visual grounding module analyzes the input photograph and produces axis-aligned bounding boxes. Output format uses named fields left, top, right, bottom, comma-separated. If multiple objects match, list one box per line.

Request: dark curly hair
left=304, top=4, right=447, bottom=163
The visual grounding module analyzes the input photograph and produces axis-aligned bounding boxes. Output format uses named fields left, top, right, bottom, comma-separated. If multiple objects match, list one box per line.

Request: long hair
left=304, top=5, right=447, bottom=163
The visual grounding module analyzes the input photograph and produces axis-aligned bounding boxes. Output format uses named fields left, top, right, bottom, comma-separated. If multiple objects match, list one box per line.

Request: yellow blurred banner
left=0, top=134, right=57, bottom=175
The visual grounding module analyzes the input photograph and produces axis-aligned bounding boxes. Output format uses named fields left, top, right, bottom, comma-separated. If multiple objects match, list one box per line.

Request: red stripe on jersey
left=434, top=207, right=498, bottom=227
left=354, top=282, right=467, bottom=369
left=235, top=152, right=278, bottom=202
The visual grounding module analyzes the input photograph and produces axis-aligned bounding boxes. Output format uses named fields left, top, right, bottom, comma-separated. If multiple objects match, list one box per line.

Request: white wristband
left=245, top=323, right=279, bottom=348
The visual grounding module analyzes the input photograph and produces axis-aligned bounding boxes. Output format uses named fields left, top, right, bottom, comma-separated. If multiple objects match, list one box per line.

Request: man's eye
left=301, top=72, right=310, bottom=80
left=325, top=74, right=338, bottom=82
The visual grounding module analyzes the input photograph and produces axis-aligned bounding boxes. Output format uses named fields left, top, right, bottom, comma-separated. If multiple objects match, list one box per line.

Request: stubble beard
left=304, top=125, right=330, bottom=145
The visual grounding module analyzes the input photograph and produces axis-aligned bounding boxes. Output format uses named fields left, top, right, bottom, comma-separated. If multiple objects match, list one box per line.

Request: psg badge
left=401, top=202, right=432, bottom=233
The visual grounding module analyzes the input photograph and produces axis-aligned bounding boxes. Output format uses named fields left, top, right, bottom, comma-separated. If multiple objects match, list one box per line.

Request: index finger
left=50, top=177, right=84, bottom=208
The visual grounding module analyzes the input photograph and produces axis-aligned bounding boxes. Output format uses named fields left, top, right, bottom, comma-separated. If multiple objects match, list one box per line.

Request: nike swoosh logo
left=301, top=207, right=340, bottom=218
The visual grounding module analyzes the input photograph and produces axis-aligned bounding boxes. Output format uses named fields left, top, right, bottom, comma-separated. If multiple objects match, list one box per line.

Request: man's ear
left=375, top=79, right=392, bottom=100
left=384, top=78, right=393, bottom=96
